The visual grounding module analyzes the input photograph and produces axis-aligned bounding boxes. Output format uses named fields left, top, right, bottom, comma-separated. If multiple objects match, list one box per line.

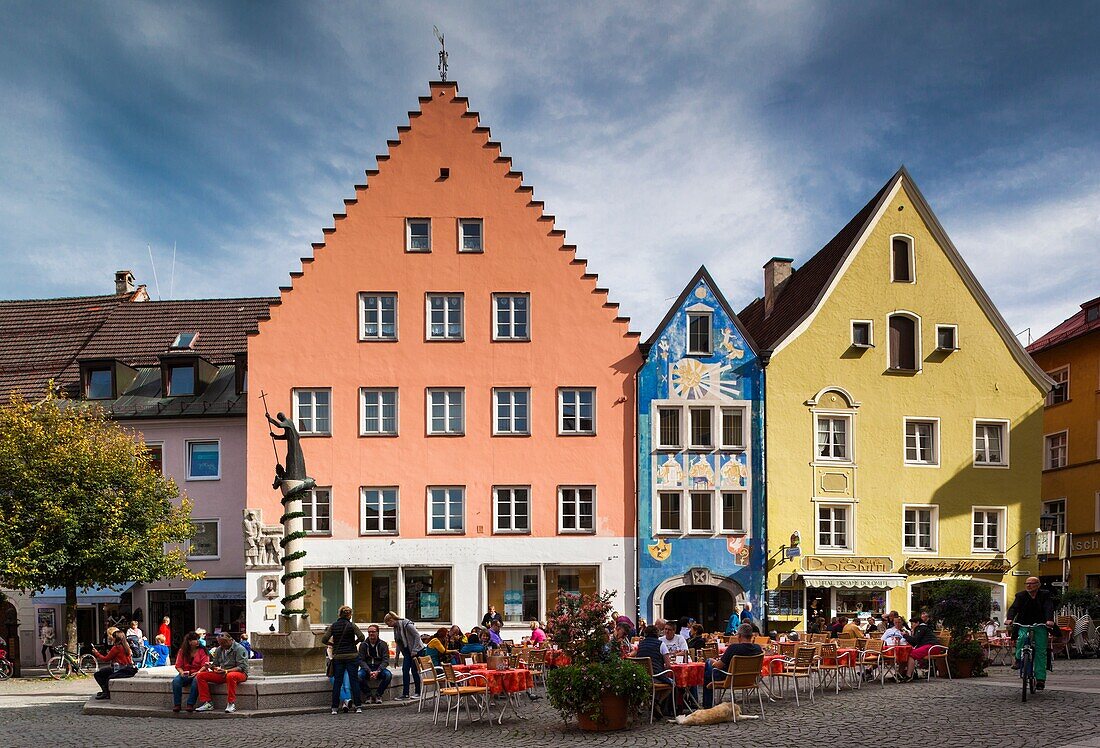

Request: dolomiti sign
left=801, top=556, right=893, bottom=573
left=902, top=558, right=1010, bottom=574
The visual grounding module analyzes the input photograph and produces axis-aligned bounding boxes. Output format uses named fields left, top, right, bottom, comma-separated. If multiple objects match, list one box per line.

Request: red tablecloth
left=480, top=667, right=534, bottom=695
left=452, top=664, right=480, bottom=673
left=762, top=654, right=785, bottom=676
left=817, top=647, right=857, bottom=666
left=544, top=651, right=571, bottom=667
left=669, top=662, right=705, bottom=688
left=885, top=645, right=913, bottom=665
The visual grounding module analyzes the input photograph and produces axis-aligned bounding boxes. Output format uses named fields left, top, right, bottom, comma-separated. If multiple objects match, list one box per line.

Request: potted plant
left=919, top=579, right=993, bottom=678
left=544, top=590, right=649, bottom=731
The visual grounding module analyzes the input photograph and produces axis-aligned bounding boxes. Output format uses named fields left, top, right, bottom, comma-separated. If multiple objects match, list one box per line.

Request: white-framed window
left=890, top=234, right=915, bottom=283
left=361, top=487, right=398, bottom=535
left=686, top=311, right=713, bottom=355
left=426, top=293, right=463, bottom=340
left=689, top=407, right=713, bottom=449
left=293, top=388, right=331, bottom=435
left=720, top=491, right=747, bottom=534
left=657, top=491, right=682, bottom=534
left=359, top=293, right=398, bottom=341
left=1043, top=499, right=1066, bottom=535
left=815, top=414, right=851, bottom=462
left=720, top=407, right=745, bottom=450
left=558, top=388, right=595, bottom=435
left=406, top=218, right=430, bottom=252
left=1047, top=367, right=1069, bottom=406
left=1045, top=431, right=1068, bottom=469
left=493, top=293, right=530, bottom=341
left=427, top=388, right=464, bottom=435
left=302, top=487, right=332, bottom=535
left=689, top=491, right=714, bottom=533
left=972, top=507, right=1005, bottom=552
left=558, top=486, right=595, bottom=534
left=904, top=418, right=939, bottom=466
left=186, top=440, right=220, bottom=480
left=851, top=320, right=873, bottom=348
left=936, top=324, right=958, bottom=351
left=188, top=519, right=220, bottom=559
left=493, top=388, right=530, bottom=435
left=817, top=503, right=851, bottom=551
left=888, top=312, right=921, bottom=371
left=360, top=388, right=398, bottom=435
left=974, top=419, right=1009, bottom=467
left=656, top=406, right=682, bottom=450
left=493, top=486, right=530, bottom=534
left=459, top=218, right=483, bottom=252
left=428, top=486, right=464, bottom=534
left=902, top=505, right=937, bottom=552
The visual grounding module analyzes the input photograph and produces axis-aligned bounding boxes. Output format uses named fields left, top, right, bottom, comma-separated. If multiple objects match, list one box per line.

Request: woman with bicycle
left=91, top=629, right=137, bottom=700
left=1005, top=577, right=1056, bottom=691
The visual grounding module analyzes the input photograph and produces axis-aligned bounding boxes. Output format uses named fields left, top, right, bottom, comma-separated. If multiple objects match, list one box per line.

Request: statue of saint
left=243, top=511, right=262, bottom=567
left=267, top=411, right=315, bottom=497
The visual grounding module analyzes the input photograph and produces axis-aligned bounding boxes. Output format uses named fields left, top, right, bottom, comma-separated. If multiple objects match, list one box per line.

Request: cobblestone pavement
left=1, top=661, right=1099, bottom=748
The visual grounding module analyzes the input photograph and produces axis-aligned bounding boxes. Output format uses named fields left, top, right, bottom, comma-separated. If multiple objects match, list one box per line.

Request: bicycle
left=45, top=645, right=99, bottom=680
left=1014, top=623, right=1048, bottom=702
left=0, top=647, right=12, bottom=680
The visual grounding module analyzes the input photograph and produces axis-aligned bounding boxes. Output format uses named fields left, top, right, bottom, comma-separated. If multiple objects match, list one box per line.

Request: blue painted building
left=637, top=266, right=765, bottom=632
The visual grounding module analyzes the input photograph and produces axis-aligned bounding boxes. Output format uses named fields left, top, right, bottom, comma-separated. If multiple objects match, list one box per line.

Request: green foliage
left=913, top=579, right=992, bottom=639
left=1056, top=588, right=1100, bottom=618
left=0, top=390, right=198, bottom=600
left=546, top=657, right=650, bottom=725
left=544, top=589, right=615, bottom=665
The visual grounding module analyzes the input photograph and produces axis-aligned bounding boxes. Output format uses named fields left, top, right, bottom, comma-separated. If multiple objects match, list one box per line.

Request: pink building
left=245, top=82, right=642, bottom=636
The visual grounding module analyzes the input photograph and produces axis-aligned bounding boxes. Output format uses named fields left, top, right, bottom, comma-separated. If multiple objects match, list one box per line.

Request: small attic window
left=1087, top=304, right=1100, bottom=323
left=171, top=332, right=198, bottom=350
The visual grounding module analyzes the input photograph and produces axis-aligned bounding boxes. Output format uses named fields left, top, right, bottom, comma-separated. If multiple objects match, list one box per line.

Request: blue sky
left=1, top=1, right=1097, bottom=341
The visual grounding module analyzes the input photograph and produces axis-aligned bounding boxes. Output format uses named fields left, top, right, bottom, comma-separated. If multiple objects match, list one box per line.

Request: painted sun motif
left=671, top=358, right=712, bottom=399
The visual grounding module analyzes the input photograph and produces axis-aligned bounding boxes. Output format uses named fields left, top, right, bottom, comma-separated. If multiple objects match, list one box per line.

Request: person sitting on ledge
left=173, top=632, right=210, bottom=713
left=150, top=634, right=171, bottom=667
left=194, top=632, right=250, bottom=713
left=358, top=624, right=392, bottom=705
left=92, top=629, right=137, bottom=700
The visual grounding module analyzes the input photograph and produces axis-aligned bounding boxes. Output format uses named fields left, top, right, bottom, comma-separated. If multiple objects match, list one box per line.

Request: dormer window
left=171, top=332, right=198, bottom=350
left=86, top=367, right=114, bottom=400
left=168, top=365, right=195, bottom=396
left=1087, top=304, right=1100, bottom=323
left=79, top=358, right=137, bottom=401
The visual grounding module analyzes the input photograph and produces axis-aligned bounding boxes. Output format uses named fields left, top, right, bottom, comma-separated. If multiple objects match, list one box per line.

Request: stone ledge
left=82, top=700, right=414, bottom=719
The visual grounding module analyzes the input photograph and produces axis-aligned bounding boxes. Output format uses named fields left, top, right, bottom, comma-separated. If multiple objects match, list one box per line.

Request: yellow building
left=738, top=168, right=1051, bottom=630
left=1028, top=298, right=1100, bottom=590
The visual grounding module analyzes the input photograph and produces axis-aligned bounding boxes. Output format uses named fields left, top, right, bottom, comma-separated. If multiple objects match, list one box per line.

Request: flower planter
left=577, top=692, right=629, bottom=732
left=952, top=657, right=976, bottom=678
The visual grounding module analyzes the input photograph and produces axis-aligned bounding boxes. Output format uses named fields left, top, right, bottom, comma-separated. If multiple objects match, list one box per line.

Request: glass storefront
left=544, top=566, right=599, bottom=612
left=486, top=567, right=539, bottom=623
left=834, top=588, right=886, bottom=618
left=351, top=569, right=398, bottom=623
left=403, top=568, right=451, bottom=623
left=303, top=569, right=344, bottom=624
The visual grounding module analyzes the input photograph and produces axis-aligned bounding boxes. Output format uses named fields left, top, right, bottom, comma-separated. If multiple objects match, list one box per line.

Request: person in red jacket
left=92, top=630, right=137, bottom=700
left=158, top=617, right=172, bottom=652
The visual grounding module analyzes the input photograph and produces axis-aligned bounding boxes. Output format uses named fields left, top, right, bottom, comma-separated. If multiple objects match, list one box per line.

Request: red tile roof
left=1027, top=296, right=1100, bottom=354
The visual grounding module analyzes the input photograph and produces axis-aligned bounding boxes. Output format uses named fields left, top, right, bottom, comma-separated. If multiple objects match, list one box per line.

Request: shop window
left=351, top=569, right=398, bottom=624
left=544, top=566, right=598, bottom=613
left=404, top=568, right=451, bottom=623
left=835, top=589, right=886, bottom=618
left=486, top=567, right=539, bottom=623
left=303, top=569, right=344, bottom=624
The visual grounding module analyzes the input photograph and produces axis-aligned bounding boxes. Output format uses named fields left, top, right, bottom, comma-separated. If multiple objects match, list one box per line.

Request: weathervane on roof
left=433, top=25, right=448, bottom=82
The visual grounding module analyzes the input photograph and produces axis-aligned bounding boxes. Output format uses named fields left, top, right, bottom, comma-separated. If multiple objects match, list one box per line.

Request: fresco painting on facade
left=638, top=267, right=765, bottom=632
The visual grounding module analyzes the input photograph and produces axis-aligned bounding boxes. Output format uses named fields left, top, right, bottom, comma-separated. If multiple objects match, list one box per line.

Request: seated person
left=92, top=629, right=137, bottom=700
left=171, top=632, right=209, bottom=712
left=902, top=612, right=940, bottom=681
left=358, top=624, right=392, bottom=704
left=488, top=620, right=504, bottom=647
left=686, top=623, right=707, bottom=651
left=828, top=617, right=846, bottom=638
left=149, top=634, right=171, bottom=667
left=703, top=623, right=762, bottom=708
left=841, top=617, right=866, bottom=639
left=881, top=619, right=907, bottom=646
left=635, top=625, right=673, bottom=716
left=447, top=625, right=468, bottom=651
left=193, top=632, right=250, bottom=713
left=426, top=627, right=449, bottom=666
left=609, top=623, right=632, bottom=656
left=659, top=622, right=689, bottom=659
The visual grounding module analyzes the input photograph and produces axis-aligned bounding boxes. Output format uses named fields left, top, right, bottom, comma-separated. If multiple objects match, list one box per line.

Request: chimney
left=763, top=257, right=793, bottom=318
left=114, top=270, right=136, bottom=295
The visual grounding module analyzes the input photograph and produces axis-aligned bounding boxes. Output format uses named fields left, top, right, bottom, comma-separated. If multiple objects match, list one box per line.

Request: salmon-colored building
left=244, top=82, right=642, bottom=635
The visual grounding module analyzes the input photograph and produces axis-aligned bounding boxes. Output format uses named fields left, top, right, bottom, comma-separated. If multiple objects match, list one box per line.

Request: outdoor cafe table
left=670, top=661, right=705, bottom=689
left=762, top=653, right=786, bottom=676
left=478, top=666, right=535, bottom=725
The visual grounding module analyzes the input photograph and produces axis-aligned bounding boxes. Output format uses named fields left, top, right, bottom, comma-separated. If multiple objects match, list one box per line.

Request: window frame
left=688, top=491, right=714, bottom=535
left=814, top=412, right=853, bottom=464
left=971, top=506, right=1006, bottom=553
left=890, top=233, right=916, bottom=284
left=458, top=218, right=484, bottom=253
left=406, top=217, right=431, bottom=252
left=850, top=319, right=874, bottom=348
left=185, top=439, right=221, bottom=481
left=145, top=442, right=164, bottom=475
left=557, top=486, right=596, bottom=535
left=688, top=406, right=714, bottom=450
left=1046, top=366, right=1069, bottom=406
left=85, top=366, right=115, bottom=400
left=903, top=417, right=940, bottom=467
left=492, top=293, right=530, bottom=342
left=426, top=388, right=465, bottom=436
left=973, top=418, right=1010, bottom=468
left=492, top=485, right=531, bottom=535
left=935, top=324, right=959, bottom=352
left=1042, top=498, right=1067, bottom=535
left=187, top=518, right=220, bottom=560
left=887, top=311, right=922, bottom=373
left=166, top=363, right=197, bottom=397
left=902, top=504, right=938, bottom=554
left=492, top=388, right=531, bottom=436
left=686, top=311, right=713, bottom=355
left=816, top=502, right=853, bottom=553
left=359, top=388, right=399, bottom=436
left=1044, top=430, right=1068, bottom=470
left=302, top=487, right=332, bottom=536
left=656, top=491, right=683, bottom=535
left=655, top=405, right=683, bottom=451
left=425, top=292, right=464, bottom=342
left=358, top=292, right=398, bottom=342
left=720, top=406, right=746, bottom=450
left=427, top=486, right=465, bottom=535
left=293, top=387, right=333, bottom=436
left=360, top=486, right=399, bottom=536
left=719, top=490, right=748, bottom=534
left=558, top=388, right=596, bottom=436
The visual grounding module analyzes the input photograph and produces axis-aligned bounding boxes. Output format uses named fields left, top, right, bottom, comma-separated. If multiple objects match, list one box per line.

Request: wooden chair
left=752, top=635, right=772, bottom=648
left=877, top=642, right=900, bottom=684
left=816, top=642, right=844, bottom=693
left=774, top=646, right=816, bottom=705
left=437, top=663, right=492, bottom=731
left=857, top=637, right=883, bottom=689
left=724, top=654, right=766, bottom=721
left=522, top=649, right=547, bottom=689
left=926, top=638, right=952, bottom=680
left=627, top=656, right=674, bottom=724
left=416, top=655, right=442, bottom=714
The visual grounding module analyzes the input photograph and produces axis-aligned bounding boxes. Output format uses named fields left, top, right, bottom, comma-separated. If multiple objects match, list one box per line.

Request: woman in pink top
left=172, top=632, right=211, bottom=712
left=529, top=620, right=547, bottom=645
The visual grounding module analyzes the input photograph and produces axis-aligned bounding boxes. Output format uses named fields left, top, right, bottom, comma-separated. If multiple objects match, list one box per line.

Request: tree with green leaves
left=0, top=391, right=198, bottom=653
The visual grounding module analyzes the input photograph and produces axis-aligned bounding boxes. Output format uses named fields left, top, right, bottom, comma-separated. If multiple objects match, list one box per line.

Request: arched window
left=891, top=236, right=914, bottom=283
left=888, top=313, right=919, bottom=371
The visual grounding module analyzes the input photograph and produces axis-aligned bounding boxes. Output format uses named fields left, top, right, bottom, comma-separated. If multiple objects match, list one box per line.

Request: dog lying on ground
left=672, top=701, right=760, bottom=725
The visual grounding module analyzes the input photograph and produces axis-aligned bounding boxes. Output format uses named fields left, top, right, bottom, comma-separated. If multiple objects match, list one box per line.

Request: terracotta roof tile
left=1027, top=296, right=1100, bottom=354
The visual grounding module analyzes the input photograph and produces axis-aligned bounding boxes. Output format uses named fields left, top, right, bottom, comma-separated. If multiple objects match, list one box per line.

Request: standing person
left=725, top=607, right=742, bottom=635
left=158, top=617, right=172, bottom=652
left=91, top=630, right=137, bottom=700
left=614, top=613, right=636, bottom=637
left=39, top=619, right=55, bottom=665
left=740, top=602, right=759, bottom=633
left=358, top=624, right=393, bottom=704
left=321, top=606, right=364, bottom=715
left=1005, top=576, right=1056, bottom=691
left=194, top=628, right=208, bottom=650
left=481, top=605, right=503, bottom=628
left=384, top=611, right=424, bottom=701
left=194, top=632, right=250, bottom=713
left=171, top=632, right=209, bottom=713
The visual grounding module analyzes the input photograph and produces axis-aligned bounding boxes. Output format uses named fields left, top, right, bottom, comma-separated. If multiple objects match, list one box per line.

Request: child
left=240, top=633, right=254, bottom=659
left=150, top=634, right=171, bottom=667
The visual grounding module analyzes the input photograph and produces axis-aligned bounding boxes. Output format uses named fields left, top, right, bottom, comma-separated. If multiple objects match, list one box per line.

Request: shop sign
left=1071, top=532, right=1100, bottom=558
left=800, top=556, right=893, bottom=573
left=903, top=558, right=1010, bottom=574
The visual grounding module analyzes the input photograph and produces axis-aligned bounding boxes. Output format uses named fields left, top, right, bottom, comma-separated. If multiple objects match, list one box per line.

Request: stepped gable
left=259, top=80, right=639, bottom=337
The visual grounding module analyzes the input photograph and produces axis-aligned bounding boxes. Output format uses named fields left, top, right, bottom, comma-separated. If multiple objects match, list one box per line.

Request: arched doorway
left=662, top=585, right=735, bottom=633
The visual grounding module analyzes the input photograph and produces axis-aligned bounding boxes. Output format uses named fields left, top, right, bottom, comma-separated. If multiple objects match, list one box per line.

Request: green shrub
left=545, top=657, right=650, bottom=725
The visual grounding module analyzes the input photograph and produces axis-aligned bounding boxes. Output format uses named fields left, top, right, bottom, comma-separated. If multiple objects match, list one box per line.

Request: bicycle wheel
left=1020, top=648, right=1032, bottom=702
left=46, top=655, right=68, bottom=680
left=79, top=654, right=98, bottom=675
left=0, top=659, right=11, bottom=680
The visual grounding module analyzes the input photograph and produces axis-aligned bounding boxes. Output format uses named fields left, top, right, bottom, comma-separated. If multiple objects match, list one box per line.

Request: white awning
left=799, top=572, right=908, bottom=589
